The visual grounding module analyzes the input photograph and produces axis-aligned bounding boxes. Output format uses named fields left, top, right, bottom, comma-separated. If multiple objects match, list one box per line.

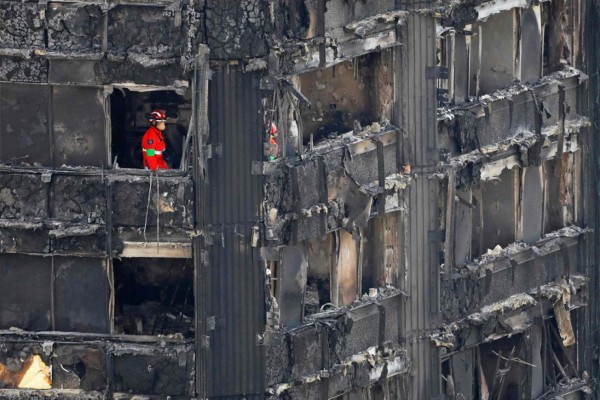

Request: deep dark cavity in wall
left=479, top=334, right=529, bottom=399
left=113, top=257, right=194, bottom=337
left=110, top=88, right=191, bottom=169
left=543, top=0, right=570, bottom=75
left=298, top=52, right=391, bottom=144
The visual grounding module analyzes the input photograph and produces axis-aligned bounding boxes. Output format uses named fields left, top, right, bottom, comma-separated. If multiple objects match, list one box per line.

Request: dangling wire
left=144, top=171, right=154, bottom=242
left=156, top=171, right=160, bottom=252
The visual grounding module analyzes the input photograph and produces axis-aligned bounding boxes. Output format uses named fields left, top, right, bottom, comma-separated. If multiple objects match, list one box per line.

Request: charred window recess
left=293, top=51, right=393, bottom=150
left=439, top=29, right=469, bottom=105
left=305, top=235, right=334, bottom=317
left=543, top=156, right=579, bottom=234
left=443, top=335, right=530, bottom=399
left=479, top=334, right=529, bottom=399
left=471, top=168, right=518, bottom=258
left=436, top=33, right=450, bottom=106
left=460, top=157, right=581, bottom=263
left=438, top=8, right=545, bottom=100
left=538, top=318, right=579, bottom=393
left=301, top=211, right=403, bottom=319
left=362, top=212, right=404, bottom=288
left=113, top=258, right=194, bottom=337
left=469, top=10, right=519, bottom=96
left=110, top=87, right=191, bottom=170
left=542, top=0, right=579, bottom=76
left=308, top=230, right=363, bottom=311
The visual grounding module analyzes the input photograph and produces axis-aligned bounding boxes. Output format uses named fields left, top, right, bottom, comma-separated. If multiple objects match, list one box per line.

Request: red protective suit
left=142, top=125, right=168, bottom=170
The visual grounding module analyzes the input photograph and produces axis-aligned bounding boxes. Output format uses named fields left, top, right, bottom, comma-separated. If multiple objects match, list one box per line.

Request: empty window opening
left=305, top=235, right=334, bottom=316
left=305, top=275, right=331, bottom=316
left=543, top=317, right=579, bottom=387
left=298, top=51, right=393, bottom=147
left=479, top=334, right=528, bottom=400
left=362, top=212, right=404, bottom=289
left=474, top=167, right=517, bottom=256
left=519, top=6, right=543, bottom=84
left=436, top=34, right=449, bottom=106
left=542, top=1, right=572, bottom=76
left=441, top=358, right=452, bottom=396
left=478, top=10, right=517, bottom=94
left=543, top=158, right=564, bottom=234
left=110, top=88, right=191, bottom=170
left=113, top=258, right=194, bottom=337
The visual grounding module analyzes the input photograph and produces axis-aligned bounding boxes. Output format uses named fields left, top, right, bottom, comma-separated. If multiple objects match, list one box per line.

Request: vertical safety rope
left=144, top=170, right=154, bottom=242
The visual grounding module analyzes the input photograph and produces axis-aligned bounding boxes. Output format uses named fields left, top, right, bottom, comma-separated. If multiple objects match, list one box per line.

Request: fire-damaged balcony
left=433, top=58, right=593, bottom=398
left=256, top=126, right=411, bottom=328
left=270, top=6, right=407, bottom=77
left=0, top=169, right=194, bottom=257
left=438, top=67, right=588, bottom=267
left=0, top=331, right=194, bottom=399
left=439, top=68, right=586, bottom=158
left=259, top=126, right=408, bottom=246
left=265, top=289, right=408, bottom=399
left=432, top=227, right=593, bottom=399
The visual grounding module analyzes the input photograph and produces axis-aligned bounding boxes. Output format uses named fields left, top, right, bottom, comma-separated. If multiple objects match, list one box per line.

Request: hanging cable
left=143, top=171, right=154, bottom=242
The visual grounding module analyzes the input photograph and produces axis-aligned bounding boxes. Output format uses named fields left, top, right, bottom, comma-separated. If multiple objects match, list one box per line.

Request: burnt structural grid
left=0, top=0, right=597, bottom=399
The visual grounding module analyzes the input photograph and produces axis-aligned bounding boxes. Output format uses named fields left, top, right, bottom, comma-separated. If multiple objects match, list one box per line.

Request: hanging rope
left=143, top=171, right=154, bottom=242
left=156, top=171, right=160, bottom=252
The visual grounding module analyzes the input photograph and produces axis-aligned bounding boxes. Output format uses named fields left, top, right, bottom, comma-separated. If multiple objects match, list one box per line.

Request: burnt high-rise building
left=0, top=0, right=597, bottom=399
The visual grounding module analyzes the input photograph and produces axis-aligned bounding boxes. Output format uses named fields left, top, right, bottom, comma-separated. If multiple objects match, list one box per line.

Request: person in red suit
left=142, top=110, right=169, bottom=170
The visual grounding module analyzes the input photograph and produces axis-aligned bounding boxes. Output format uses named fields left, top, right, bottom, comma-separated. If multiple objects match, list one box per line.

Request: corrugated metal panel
left=201, top=65, right=265, bottom=398
left=394, top=13, right=440, bottom=399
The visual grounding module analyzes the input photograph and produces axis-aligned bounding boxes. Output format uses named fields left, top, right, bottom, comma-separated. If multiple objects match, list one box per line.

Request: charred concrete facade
left=0, top=0, right=597, bottom=399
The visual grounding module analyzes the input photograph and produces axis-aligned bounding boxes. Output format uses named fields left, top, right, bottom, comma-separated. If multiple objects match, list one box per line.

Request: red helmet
left=149, top=110, right=167, bottom=122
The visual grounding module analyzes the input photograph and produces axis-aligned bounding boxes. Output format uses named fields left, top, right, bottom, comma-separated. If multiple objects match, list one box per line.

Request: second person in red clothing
left=142, top=109, right=169, bottom=170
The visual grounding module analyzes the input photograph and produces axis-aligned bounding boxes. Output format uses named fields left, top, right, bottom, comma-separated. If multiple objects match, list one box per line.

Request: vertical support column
left=394, top=13, right=440, bottom=399
left=200, top=63, right=266, bottom=398
left=583, top=0, right=599, bottom=384
left=192, top=46, right=210, bottom=399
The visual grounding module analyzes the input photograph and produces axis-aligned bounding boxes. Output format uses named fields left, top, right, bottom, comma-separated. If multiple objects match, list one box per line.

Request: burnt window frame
left=108, top=84, right=194, bottom=175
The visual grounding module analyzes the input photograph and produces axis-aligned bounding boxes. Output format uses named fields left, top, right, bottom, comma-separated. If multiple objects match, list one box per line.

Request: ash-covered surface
left=112, top=352, right=192, bottom=395
left=47, top=4, right=103, bottom=53
left=0, top=173, right=47, bottom=219
left=441, top=227, right=591, bottom=322
left=111, top=175, right=193, bottom=228
left=51, top=176, right=105, bottom=224
left=265, top=290, right=404, bottom=394
left=107, top=5, right=184, bottom=57
left=0, top=2, right=45, bottom=49
left=205, top=0, right=269, bottom=60
left=0, top=171, right=193, bottom=256
left=0, top=55, right=49, bottom=83
left=440, top=270, right=486, bottom=323
left=0, top=333, right=194, bottom=397
left=52, top=344, right=107, bottom=391
left=51, top=228, right=107, bottom=254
